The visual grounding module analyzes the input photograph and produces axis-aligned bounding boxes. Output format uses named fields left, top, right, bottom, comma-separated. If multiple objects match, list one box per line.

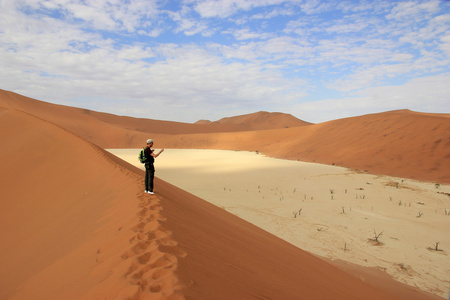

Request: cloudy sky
left=1, top=0, right=449, bottom=123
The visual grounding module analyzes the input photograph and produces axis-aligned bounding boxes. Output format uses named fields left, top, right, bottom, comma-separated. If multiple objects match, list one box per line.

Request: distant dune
left=0, top=89, right=447, bottom=299
left=178, top=109, right=450, bottom=183
left=195, top=110, right=312, bottom=129
left=1, top=89, right=448, bottom=183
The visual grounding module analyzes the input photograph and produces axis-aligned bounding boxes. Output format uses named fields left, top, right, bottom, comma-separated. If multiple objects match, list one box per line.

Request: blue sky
left=1, top=0, right=449, bottom=123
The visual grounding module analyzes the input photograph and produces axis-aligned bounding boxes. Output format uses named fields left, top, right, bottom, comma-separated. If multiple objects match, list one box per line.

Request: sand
left=108, top=148, right=450, bottom=299
left=2, top=89, right=449, bottom=184
left=2, top=89, right=449, bottom=299
left=0, top=109, right=417, bottom=300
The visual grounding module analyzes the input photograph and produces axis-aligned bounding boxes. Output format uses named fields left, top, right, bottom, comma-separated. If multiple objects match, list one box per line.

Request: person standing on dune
left=143, top=139, right=164, bottom=194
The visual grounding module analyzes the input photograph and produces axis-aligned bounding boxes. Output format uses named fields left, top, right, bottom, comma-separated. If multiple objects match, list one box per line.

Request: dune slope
left=0, top=108, right=184, bottom=299
left=154, top=110, right=450, bottom=183
left=0, top=90, right=307, bottom=142
left=0, top=110, right=405, bottom=300
left=1, top=89, right=448, bottom=183
left=202, top=110, right=311, bottom=129
left=1, top=92, right=440, bottom=299
left=157, top=177, right=442, bottom=300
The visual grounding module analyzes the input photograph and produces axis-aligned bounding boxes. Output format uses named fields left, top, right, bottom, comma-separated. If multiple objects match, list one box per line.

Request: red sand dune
left=0, top=89, right=447, bottom=299
left=156, top=109, right=450, bottom=183
left=195, top=110, right=311, bottom=129
left=1, top=89, right=448, bottom=183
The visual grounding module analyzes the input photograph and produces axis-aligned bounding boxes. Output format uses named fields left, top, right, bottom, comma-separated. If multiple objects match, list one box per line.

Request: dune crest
left=0, top=108, right=184, bottom=299
left=0, top=89, right=446, bottom=299
left=82, top=192, right=186, bottom=300
left=207, top=110, right=311, bottom=129
left=155, top=109, right=450, bottom=183
left=1, top=89, right=448, bottom=183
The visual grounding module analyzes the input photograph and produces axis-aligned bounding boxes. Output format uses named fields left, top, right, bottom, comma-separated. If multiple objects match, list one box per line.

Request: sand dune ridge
left=1, top=89, right=447, bottom=299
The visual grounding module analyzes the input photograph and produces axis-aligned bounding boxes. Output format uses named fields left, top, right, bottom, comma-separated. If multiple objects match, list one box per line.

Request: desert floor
left=108, top=149, right=450, bottom=299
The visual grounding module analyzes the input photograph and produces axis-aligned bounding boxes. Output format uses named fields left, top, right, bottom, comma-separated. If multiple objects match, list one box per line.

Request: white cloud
left=192, top=0, right=287, bottom=18
left=250, top=6, right=295, bottom=20
left=193, top=0, right=250, bottom=18
left=439, top=33, right=450, bottom=56
left=299, top=0, right=333, bottom=15
left=19, top=0, right=162, bottom=33
left=324, top=18, right=370, bottom=34
left=224, top=28, right=273, bottom=40
left=0, top=0, right=449, bottom=123
left=292, top=73, right=450, bottom=123
left=387, top=0, right=440, bottom=22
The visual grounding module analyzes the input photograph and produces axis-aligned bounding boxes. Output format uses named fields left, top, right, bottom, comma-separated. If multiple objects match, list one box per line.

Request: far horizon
left=5, top=88, right=446, bottom=126
left=1, top=1, right=449, bottom=124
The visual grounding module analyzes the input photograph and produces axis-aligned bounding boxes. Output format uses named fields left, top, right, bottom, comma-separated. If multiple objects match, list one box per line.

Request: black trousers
left=145, top=163, right=155, bottom=192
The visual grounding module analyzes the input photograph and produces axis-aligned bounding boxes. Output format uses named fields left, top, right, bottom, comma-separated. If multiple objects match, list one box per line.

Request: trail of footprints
left=122, top=194, right=186, bottom=298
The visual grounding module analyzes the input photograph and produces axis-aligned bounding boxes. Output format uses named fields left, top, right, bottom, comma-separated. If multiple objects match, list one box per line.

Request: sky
left=1, top=0, right=449, bottom=123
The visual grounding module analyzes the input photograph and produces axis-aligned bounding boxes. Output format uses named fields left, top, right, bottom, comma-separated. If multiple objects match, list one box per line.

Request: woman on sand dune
left=143, top=139, right=164, bottom=194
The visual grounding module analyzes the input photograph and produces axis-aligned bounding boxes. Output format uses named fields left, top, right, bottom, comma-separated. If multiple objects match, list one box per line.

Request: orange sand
left=1, top=89, right=448, bottom=299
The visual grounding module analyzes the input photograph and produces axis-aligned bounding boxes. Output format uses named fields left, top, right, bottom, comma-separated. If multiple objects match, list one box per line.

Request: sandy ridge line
left=21, top=105, right=190, bottom=299
left=6, top=104, right=120, bottom=166
left=119, top=191, right=187, bottom=299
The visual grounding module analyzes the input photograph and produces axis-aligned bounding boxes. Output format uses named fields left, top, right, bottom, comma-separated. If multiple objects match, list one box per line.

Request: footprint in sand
left=120, top=194, right=186, bottom=297
left=158, top=244, right=187, bottom=258
left=137, top=252, right=152, bottom=264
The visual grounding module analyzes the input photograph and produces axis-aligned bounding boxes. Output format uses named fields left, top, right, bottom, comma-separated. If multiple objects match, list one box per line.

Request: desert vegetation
left=148, top=149, right=450, bottom=298
left=368, top=230, right=384, bottom=246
